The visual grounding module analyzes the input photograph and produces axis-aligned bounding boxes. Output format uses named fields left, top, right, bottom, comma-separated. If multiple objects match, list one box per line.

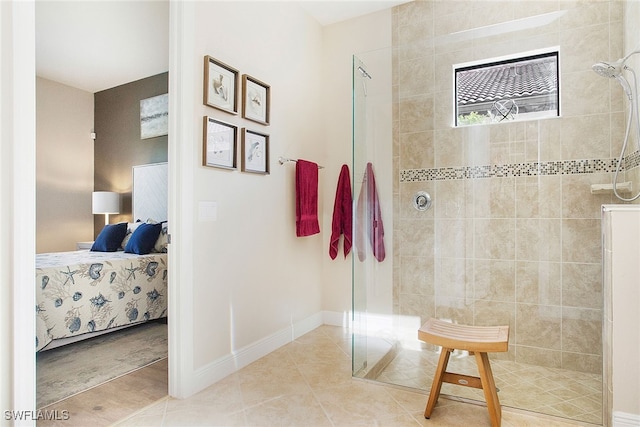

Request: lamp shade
left=92, top=191, right=120, bottom=214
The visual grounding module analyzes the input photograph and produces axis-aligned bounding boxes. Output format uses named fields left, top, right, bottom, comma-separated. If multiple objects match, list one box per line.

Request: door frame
left=9, top=0, right=195, bottom=411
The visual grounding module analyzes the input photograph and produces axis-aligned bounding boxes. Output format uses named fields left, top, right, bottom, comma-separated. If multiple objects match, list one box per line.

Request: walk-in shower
left=350, top=2, right=627, bottom=425
left=353, top=45, right=605, bottom=426
left=593, top=50, right=640, bottom=202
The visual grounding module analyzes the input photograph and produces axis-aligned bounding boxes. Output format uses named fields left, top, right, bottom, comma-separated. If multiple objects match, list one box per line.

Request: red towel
left=296, top=159, right=320, bottom=237
left=355, top=162, right=385, bottom=262
left=329, top=165, right=352, bottom=259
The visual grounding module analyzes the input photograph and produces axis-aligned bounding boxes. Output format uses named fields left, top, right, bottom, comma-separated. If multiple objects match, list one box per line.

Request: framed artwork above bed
left=132, top=162, right=168, bottom=223
left=140, top=93, right=169, bottom=139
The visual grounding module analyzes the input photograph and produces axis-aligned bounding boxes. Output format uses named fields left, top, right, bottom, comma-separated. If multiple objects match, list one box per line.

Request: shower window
left=454, top=49, right=559, bottom=126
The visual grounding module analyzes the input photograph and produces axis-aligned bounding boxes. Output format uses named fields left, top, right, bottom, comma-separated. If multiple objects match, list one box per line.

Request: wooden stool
left=418, top=318, right=509, bottom=427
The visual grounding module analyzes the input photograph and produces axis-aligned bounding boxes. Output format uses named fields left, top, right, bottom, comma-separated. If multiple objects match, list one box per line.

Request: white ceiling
left=299, top=0, right=408, bottom=26
left=36, top=0, right=407, bottom=93
left=36, top=1, right=170, bottom=93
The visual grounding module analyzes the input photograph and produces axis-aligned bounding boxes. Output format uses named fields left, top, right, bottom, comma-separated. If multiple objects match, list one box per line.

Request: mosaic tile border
left=627, top=149, right=640, bottom=170
left=400, top=153, right=640, bottom=182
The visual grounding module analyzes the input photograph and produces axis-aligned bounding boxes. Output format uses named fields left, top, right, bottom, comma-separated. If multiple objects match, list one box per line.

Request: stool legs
left=424, top=348, right=451, bottom=419
left=423, top=349, right=502, bottom=427
left=475, top=352, right=501, bottom=427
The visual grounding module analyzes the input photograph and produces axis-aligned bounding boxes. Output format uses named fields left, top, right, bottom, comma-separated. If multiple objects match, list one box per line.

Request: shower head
left=592, top=60, right=634, bottom=100
left=591, top=50, right=640, bottom=78
left=593, top=50, right=640, bottom=78
left=592, top=61, right=625, bottom=78
left=615, top=75, right=634, bottom=100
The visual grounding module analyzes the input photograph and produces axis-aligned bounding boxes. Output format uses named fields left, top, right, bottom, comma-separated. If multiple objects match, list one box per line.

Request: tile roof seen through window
left=457, top=56, right=558, bottom=106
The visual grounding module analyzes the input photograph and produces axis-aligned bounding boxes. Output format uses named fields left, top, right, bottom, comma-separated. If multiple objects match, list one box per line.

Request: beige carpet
left=37, top=321, right=168, bottom=408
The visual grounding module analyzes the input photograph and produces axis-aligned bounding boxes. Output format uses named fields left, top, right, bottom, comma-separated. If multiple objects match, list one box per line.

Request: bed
left=35, top=162, right=168, bottom=351
left=35, top=249, right=167, bottom=351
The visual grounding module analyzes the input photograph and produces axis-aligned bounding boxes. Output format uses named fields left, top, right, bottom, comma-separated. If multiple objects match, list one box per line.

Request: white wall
left=192, top=1, right=326, bottom=366
left=603, top=206, right=640, bottom=426
left=168, top=1, right=398, bottom=398
left=36, top=77, right=94, bottom=253
left=320, top=8, right=394, bottom=321
left=0, top=0, right=37, bottom=422
left=170, top=1, right=327, bottom=395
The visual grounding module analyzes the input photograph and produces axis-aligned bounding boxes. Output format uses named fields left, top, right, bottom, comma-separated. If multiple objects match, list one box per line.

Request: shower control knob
left=413, top=191, right=432, bottom=211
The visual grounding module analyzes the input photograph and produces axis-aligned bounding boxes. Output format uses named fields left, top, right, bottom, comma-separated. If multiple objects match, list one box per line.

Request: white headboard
left=132, top=162, right=168, bottom=222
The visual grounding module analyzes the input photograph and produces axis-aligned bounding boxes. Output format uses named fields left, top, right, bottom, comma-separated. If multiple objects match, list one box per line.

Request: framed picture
left=204, top=55, right=239, bottom=114
left=242, top=75, right=270, bottom=125
left=241, top=128, right=270, bottom=174
left=203, top=116, right=237, bottom=170
left=140, top=93, right=168, bottom=139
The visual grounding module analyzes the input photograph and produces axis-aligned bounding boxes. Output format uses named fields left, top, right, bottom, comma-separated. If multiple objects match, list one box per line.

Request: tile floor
left=38, top=358, right=168, bottom=427
left=371, top=347, right=602, bottom=425
left=111, top=325, right=593, bottom=427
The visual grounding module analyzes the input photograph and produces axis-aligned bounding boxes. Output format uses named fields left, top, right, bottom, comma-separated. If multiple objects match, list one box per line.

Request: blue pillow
left=124, top=222, right=162, bottom=255
left=91, top=223, right=127, bottom=252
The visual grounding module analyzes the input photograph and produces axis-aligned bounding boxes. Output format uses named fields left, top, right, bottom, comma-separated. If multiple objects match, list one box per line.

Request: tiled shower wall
left=391, top=0, right=630, bottom=374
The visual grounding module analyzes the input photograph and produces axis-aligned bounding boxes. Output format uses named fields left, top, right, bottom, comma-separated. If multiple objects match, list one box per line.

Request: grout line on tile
left=109, top=395, right=169, bottom=427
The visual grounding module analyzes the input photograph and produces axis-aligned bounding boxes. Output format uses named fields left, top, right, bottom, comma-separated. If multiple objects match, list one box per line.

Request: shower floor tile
left=367, top=347, right=602, bottom=425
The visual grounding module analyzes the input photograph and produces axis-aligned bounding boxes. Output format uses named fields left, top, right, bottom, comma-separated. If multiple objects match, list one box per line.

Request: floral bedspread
left=35, top=250, right=167, bottom=351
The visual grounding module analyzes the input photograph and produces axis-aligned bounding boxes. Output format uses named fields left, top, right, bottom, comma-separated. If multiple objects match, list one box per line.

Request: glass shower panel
left=352, top=50, right=401, bottom=381
left=352, top=38, right=603, bottom=425
left=352, top=55, right=368, bottom=376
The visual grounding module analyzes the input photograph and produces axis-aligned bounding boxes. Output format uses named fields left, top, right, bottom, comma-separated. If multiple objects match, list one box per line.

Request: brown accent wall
left=36, top=77, right=94, bottom=253
left=93, top=72, right=168, bottom=236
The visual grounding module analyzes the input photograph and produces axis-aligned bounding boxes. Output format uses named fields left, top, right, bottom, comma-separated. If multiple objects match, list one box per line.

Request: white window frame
left=453, top=47, right=560, bottom=127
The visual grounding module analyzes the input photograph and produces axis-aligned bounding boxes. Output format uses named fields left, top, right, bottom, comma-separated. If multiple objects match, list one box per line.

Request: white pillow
left=153, top=222, right=169, bottom=253
left=120, top=222, right=143, bottom=250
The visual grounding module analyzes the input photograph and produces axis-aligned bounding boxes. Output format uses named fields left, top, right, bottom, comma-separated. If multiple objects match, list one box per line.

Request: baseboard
left=322, top=310, right=351, bottom=328
left=293, top=311, right=324, bottom=339
left=614, top=411, right=640, bottom=427
left=189, top=312, right=326, bottom=396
